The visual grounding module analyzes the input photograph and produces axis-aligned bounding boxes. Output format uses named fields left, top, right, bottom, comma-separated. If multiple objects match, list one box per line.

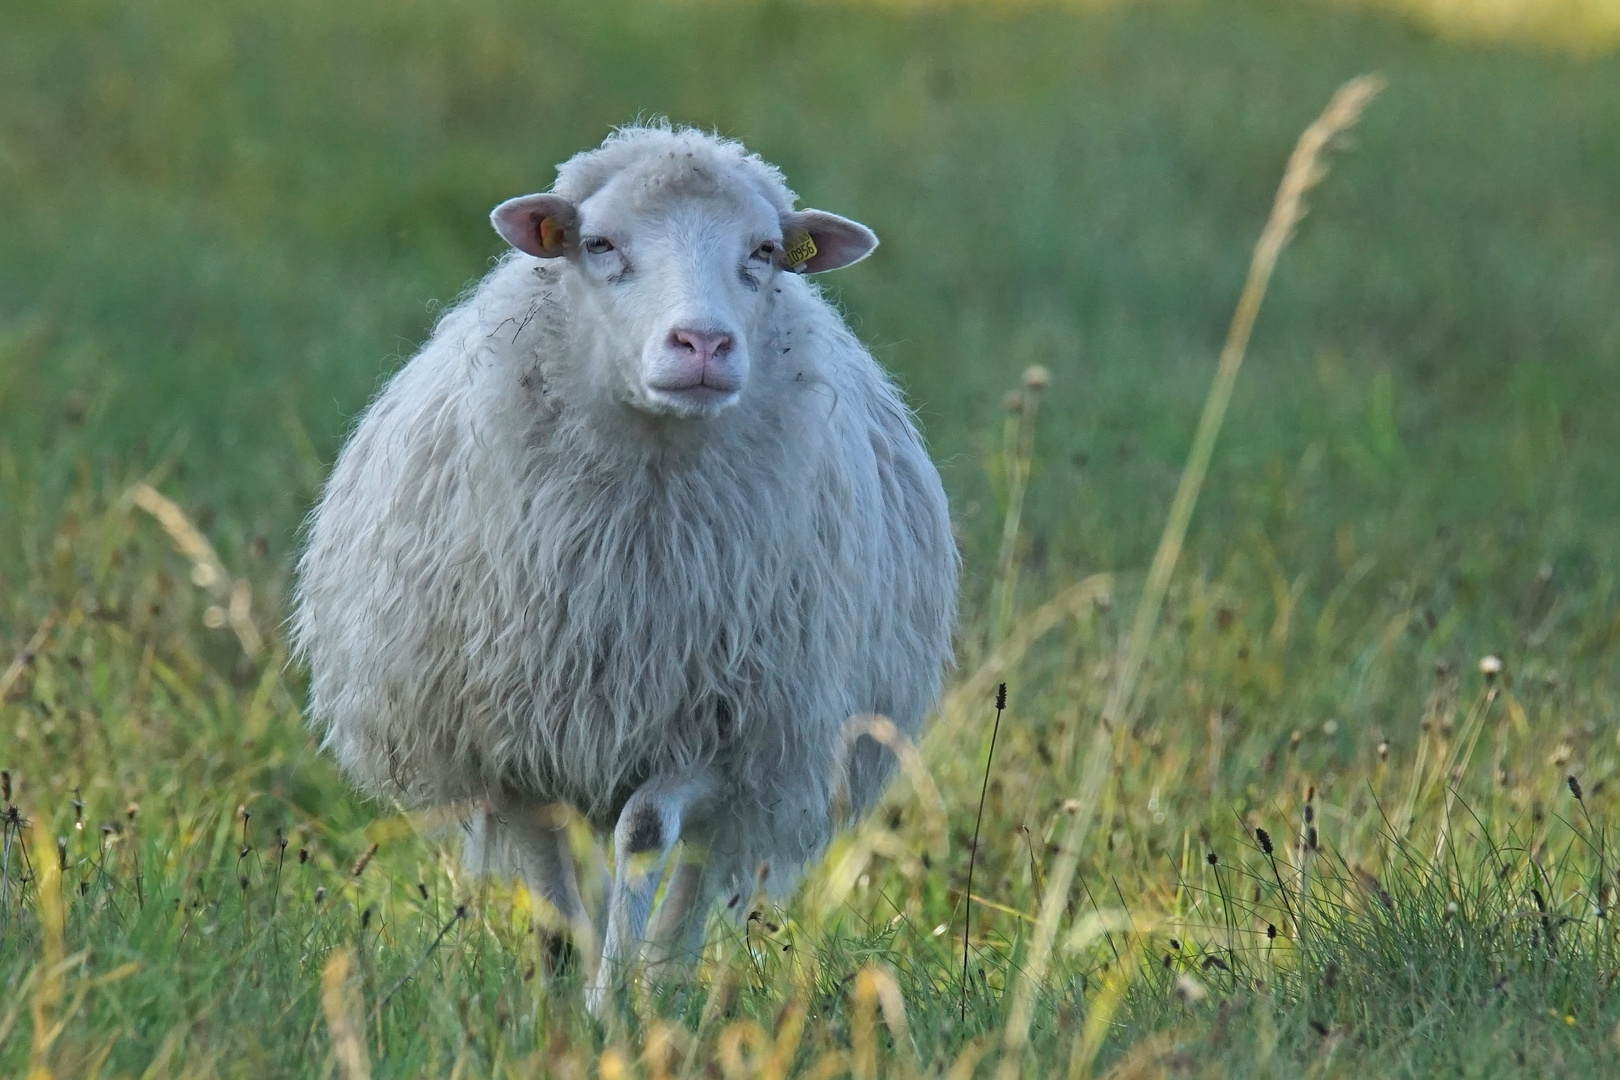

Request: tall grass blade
left=964, top=683, right=1008, bottom=1020
left=28, top=812, right=65, bottom=1080
left=320, top=948, right=371, bottom=1080
left=990, top=368, right=1051, bottom=647
left=994, top=73, right=1386, bottom=1078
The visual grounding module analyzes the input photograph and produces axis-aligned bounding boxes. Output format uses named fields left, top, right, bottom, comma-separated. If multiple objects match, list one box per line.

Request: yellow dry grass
left=1360, top=0, right=1620, bottom=54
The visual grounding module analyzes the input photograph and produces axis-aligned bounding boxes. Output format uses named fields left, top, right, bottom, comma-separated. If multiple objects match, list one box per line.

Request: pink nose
left=669, top=328, right=733, bottom=366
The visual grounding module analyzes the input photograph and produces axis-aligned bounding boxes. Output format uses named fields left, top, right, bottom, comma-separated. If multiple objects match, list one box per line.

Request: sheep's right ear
left=491, top=194, right=578, bottom=258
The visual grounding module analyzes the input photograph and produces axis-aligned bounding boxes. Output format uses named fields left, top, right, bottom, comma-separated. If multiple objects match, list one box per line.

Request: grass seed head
left=1568, top=775, right=1584, bottom=801
left=351, top=842, right=379, bottom=877
left=1256, top=828, right=1274, bottom=855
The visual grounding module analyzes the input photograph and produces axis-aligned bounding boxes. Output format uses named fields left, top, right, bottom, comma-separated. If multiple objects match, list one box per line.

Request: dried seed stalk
left=994, top=74, right=1385, bottom=1078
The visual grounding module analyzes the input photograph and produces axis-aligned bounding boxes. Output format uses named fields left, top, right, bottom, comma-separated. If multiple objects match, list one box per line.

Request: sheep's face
left=492, top=176, right=877, bottom=420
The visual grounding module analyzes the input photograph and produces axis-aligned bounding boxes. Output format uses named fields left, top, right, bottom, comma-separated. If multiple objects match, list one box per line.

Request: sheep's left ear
left=491, top=193, right=577, bottom=258
left=780, top=210, right=878, bottom=273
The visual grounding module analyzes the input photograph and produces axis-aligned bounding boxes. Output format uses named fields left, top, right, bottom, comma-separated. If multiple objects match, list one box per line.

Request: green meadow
left=2, top=0, right=1618, bottom=1075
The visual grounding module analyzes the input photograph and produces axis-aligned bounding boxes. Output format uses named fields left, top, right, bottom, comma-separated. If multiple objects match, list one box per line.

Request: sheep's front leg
left=585, top=774, right=713, bottom=1013
left=642, top=858, right=710, bottom=975
left=505, top=803, right=594, bottom=970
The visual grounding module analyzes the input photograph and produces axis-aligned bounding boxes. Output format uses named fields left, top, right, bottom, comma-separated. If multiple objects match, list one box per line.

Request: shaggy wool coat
left=293, top=130, right=957, bottom=900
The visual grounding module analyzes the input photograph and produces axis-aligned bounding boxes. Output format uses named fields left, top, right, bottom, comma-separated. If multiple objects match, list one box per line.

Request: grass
left=3, top=0, right=1620, bottom=1076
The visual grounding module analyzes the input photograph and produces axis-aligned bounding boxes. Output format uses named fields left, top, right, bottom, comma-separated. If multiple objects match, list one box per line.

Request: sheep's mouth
left=643, top=367, right=743, bottom=412
left=640, top=380, right=742, bottom=416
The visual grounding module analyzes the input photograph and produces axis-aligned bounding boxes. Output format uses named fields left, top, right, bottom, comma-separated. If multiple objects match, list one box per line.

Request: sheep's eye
left=750, top=241, right=778, bottom=263
left=582, top=237, right=614, bottom=255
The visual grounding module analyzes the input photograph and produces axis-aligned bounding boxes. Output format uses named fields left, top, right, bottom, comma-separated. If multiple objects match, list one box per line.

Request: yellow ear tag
left=539, top=216, right=567, bottom=253
left=783, top=230, right=818, bottom=269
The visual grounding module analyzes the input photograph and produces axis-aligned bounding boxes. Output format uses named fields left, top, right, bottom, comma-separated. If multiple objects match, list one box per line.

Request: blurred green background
left=3, top=0, right=1618, bottom=651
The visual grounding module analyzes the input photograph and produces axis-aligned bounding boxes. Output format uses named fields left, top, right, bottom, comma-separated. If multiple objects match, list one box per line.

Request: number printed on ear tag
left=783, top=230, right=818, bottom=268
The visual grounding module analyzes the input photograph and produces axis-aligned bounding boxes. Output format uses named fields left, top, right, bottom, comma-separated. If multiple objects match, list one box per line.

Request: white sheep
left=292, top=123, right=957, bottom=1005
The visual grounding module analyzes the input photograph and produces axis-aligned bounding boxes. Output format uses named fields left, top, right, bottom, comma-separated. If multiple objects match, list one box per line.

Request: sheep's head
left=491, top=158, right=876, bottom=419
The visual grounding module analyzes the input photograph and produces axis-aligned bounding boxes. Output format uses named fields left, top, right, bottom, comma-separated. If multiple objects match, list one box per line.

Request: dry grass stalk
left=990, top=365, right=1053, bottom=646
left=29, top=815, right=66, bottom=1080
left=1067, top=947, right=1138, bottom=1080
left=0, top=612, right=56, bottom=704
left=128, top=482, right=263, bottom=658
left=869, top=964, right=917, bottom=1065
left=599, top=1046, right=633, bottom=1080
left=0, top=969, right=40, bottom=1060
left=715, top=1020, right=770, bottom=1079
left=851, top=967, right=880, bottom=1080
left=1429, top=686, right=1497, bottom=860
left=838, top=965, right=922, bottom=1080
left=804, top=828, right=924, bottom=927
left=762, top=995, right=810, bottom=1080
left=320, top=947, right=371, bottom=1080
left=994, top=73, right=1385, bottom=1079
left=641, top=1022, right=685, bottom=1080
left=1094, top=1030, right=1184, bottom=1080
left=677, top=953, right=744, bottom=1080
left=946, top=1040, right=992, bottom=1080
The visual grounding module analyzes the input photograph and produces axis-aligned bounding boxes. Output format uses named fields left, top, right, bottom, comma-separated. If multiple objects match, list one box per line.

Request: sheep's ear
left=780, top=210, right=878, bottom=273
left=491, top=194, right=578, bottom=258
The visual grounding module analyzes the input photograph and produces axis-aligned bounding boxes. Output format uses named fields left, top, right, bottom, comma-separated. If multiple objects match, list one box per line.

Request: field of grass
left=3, top=0, right=1619, bottom=1076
